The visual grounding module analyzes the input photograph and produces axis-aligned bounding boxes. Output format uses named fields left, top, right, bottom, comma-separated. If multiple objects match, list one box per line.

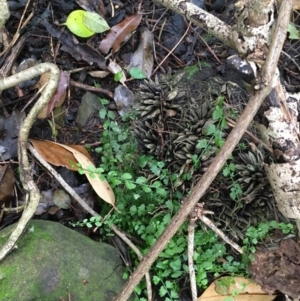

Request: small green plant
left=242, top=220, right=294, bottom=262
left=195, top=96, right=243, bottom=201
left=72, top=98, right=295, bottom=300
left=69, top=98, right=252, bottom=300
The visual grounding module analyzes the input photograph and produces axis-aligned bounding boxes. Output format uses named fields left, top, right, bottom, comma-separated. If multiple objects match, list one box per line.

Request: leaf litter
left=41, top=19, right=107, bottom=70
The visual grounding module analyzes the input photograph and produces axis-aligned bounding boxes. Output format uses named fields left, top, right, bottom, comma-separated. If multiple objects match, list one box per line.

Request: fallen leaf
left=29, top=139, right=93, bottom=171
left=41, top=20, right=107, bottom=70
left=88, top=70, right=110, bottom=78
left=36, top=71, right=68, bottom=119
left=64, top=10, right=95, bottom=38
left=99, top=14, right=142, bottom=55
left=29, top=139, right=115, bottom=207
left=56, top=143, right=115, bottom=207
left=198, top=276, right=276, bottom=301
left=128, top=27, right=154, bottom=79
left=83, top=11, right=110, bottom=33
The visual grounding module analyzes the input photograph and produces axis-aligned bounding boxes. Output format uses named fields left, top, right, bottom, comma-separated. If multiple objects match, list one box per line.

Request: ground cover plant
left=72, top=99, right=295, bottom=300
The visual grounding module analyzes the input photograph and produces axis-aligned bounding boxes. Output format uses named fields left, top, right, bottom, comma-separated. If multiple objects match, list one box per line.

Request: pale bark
left=0, top=63, right=60, bottom=260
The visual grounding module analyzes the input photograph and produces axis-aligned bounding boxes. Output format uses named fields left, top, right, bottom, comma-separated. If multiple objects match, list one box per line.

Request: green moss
left=0, top=263, right=18, bottom=299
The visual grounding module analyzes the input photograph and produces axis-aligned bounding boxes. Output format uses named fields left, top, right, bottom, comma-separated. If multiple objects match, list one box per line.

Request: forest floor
left=1, top=0, right=300, bottom=300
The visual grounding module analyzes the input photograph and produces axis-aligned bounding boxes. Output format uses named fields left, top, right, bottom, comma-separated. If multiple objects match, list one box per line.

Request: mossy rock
left=0, top=220, right=132, bottom=301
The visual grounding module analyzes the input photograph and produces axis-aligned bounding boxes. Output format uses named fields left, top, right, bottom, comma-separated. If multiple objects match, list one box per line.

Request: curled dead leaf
left=29, top=139, right=115, bottom=207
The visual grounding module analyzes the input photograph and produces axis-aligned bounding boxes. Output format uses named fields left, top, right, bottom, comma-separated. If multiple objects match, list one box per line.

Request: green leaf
left=196, top=139, right=208, bottom=149
left=64, top=10, right=95, bottom=38
left=121, top=173, right=133, bottom=180
left=153, top=276, right=160, bottom=285
left=129, top=67, right=147, bottom=79
left=99, top=98, right=109, bottom=105
left=159, top=286, right=168, bottom=297
left=212, top=106, right=223, bottom=120
left=223, top=166, right=230, bottom=177
left=142, top=185, right=151, bottom=193
left=114, top=70, right=124, bottom=82
left=206, top=124, right=216, bottom=135
left=99, top=108, right=107, bottom=119
left=107, top=111, right=115, bottom=120
left=82, top=11, right=110, bottom=33
left=169, top=258, right=181, bottom=271
left=165, top=281, right=173, bottom=289
left=288, top=23, right=300, bottom=40
left=136, top=176, right=147, bottom=184
left=125, top=180, right=136, bottom=190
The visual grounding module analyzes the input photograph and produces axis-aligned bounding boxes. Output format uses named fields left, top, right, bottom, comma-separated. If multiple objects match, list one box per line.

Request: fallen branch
left=113, top=0, right=292, bottom=299
left=188, top=215, right=197, bottom=301
left=153, top=0, right=248, bottom=54
left=0, top=63, right=60, bottom=260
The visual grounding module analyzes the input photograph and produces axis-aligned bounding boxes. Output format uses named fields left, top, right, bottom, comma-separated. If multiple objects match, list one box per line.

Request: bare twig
left=188, top=217, right=197, bottom=301
left=202, top=215, right=243, bottom=253
left=0, top=63, right=60, bottom=261
left=113, top=0, right=292, bottom=299
left=152, top=22, right=191, bottom=76
left=28, top=144, right=98, bottom=216
left=153, top=0, right=247, bottom=54
left=70, top=80, right=114, bottom=99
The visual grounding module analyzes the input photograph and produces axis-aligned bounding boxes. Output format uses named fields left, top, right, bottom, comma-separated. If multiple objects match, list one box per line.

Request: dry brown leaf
left=54, top=143, right=115, bottom=207
left=30, top=139, right=115, bottom=207
left=99, top=14, right=142, bottom=55
left=198, top=277, right=276, bottom=301
left=29, top=139, right=93, bottom=171
left=35, top=71, right=68, bottom=119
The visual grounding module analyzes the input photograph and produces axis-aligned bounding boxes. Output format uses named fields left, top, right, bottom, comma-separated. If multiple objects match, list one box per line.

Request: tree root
left=0, top=63, right=60, bottom=261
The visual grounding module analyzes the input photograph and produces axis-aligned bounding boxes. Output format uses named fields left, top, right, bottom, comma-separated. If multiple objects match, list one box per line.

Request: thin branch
left=0, top=63, right=60, bottom=261
left=200, top=215, right=242, bottom=254
left=188, top=217, right=197, bottom=301
left=113, top=0, right=292, bottom=299
left=70, top=80, right=114, bottom=99
left=152, top=0, right=247, bottom=54
left=28, top=144, right=99, bottom=216
left=152, top=21, right=191, bottom=75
